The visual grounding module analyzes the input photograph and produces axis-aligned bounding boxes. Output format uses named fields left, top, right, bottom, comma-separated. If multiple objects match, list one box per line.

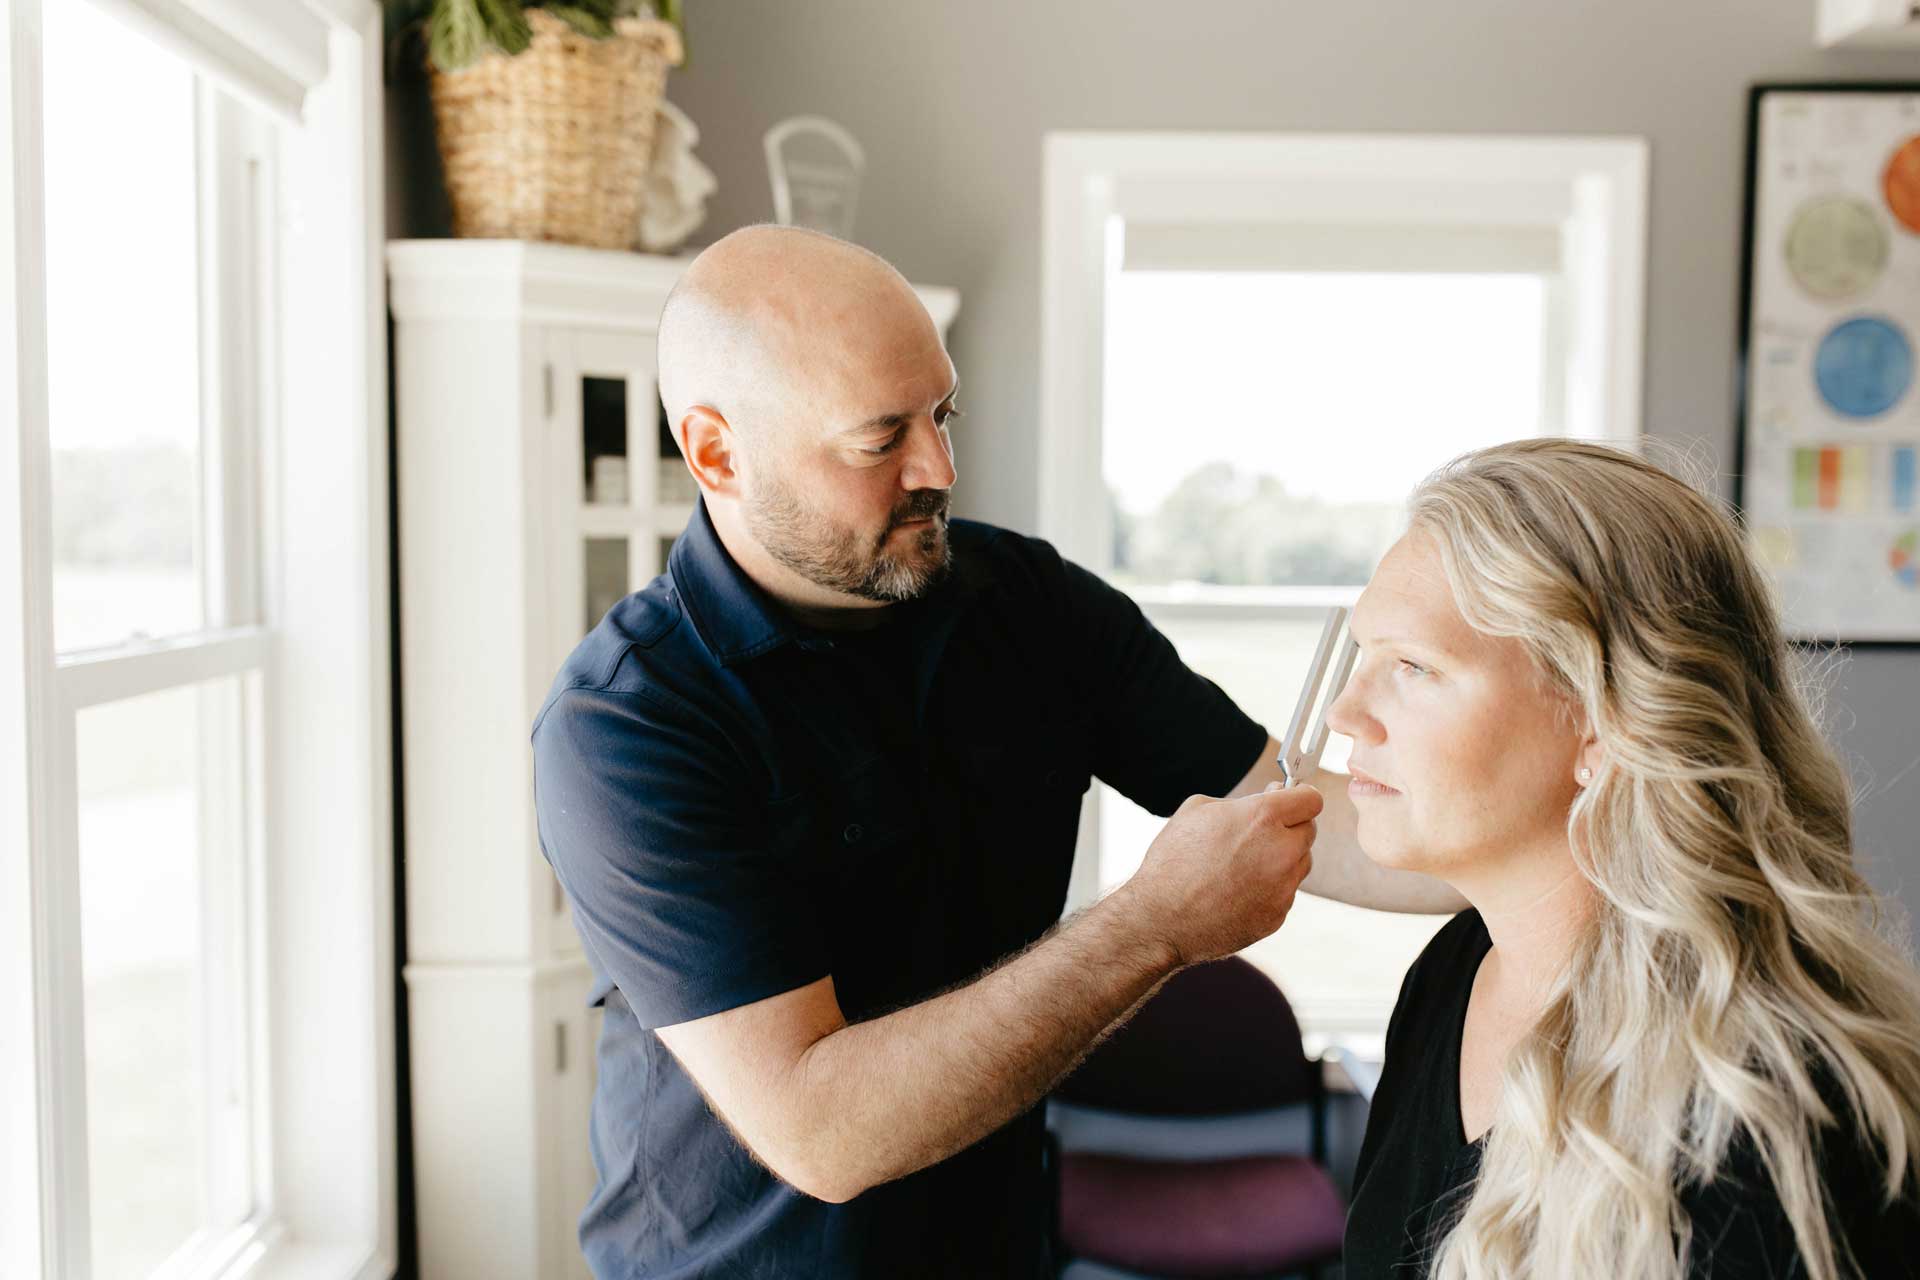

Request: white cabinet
left=387, top=239, right=958, bottom=1279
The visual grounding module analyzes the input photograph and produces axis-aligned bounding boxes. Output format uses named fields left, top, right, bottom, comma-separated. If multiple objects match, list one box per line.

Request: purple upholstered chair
left=1046, top=957, right=1346, bottom=1279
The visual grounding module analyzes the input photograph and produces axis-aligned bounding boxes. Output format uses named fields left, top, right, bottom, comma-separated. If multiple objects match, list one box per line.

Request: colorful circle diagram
left=1815, top=316, right=1914, bottom=418
left=1785, top=195, right=1889, bottom=300
left=1892, top=529, right=1920, bottom=590
left=1884, top=134, right=1920, bottom=235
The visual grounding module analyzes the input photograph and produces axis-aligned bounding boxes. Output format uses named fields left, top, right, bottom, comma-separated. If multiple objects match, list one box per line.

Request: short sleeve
left=1055, top=556, right=1267, bottom=815
left=531, top=685, right=829, bottom=1029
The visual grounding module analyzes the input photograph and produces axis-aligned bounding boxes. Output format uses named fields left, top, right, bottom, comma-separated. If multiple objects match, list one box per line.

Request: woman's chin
left=1353, top=823, right=1431, bottom=876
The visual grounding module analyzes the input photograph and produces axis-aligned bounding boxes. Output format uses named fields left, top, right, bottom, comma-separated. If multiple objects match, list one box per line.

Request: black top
left=530, top=500, right=1266, bottom=1280
left=1346, top=910, right=1920, bottom=1277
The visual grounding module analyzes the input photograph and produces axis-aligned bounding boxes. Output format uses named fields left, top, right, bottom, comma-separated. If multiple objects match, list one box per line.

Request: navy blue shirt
left=530, top=500, right=1265, bottom=1278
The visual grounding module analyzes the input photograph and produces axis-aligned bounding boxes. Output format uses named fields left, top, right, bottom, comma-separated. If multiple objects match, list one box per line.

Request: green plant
left=385, top=0, right=684, bottom=75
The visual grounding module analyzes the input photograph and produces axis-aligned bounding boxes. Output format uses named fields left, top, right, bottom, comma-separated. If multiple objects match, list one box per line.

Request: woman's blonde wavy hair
left=1406, top=438, right=1920, bottom=1279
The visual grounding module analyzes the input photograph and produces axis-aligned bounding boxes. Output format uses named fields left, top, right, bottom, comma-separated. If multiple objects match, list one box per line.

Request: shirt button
left=843, top=823, right=864, bottom=844
left=1044, top=770, right=1063, bottom=789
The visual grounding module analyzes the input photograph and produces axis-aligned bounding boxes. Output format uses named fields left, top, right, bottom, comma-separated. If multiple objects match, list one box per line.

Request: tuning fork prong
left=1304, top=633, right=1359, bottom=763
left=1278, top=606, right=1351, bottom=788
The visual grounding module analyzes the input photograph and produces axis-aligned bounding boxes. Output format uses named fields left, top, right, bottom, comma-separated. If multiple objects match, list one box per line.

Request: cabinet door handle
left=555, top=1021, right=568, bottom=1073
left=543, top=363, right=554, bottom=420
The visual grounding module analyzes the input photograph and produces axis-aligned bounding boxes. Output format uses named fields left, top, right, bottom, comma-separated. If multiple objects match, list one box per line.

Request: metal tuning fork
left=1277, top=607, right=1359, bottom=789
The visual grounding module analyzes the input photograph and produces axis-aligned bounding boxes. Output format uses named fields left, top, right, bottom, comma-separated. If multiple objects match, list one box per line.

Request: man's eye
left=862, top=433, right=904, bottom=456
left=937, top=406, right=963, bottom=428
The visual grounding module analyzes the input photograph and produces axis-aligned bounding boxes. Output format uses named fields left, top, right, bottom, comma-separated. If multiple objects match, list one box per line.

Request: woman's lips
left=1348, top=765, right=1401, bottom=798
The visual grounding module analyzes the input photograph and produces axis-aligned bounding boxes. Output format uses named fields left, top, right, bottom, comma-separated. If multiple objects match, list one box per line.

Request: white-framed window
left=1042, top=132, right=1647, bottom=1049
left=3, top=3, right=394, bottom=1279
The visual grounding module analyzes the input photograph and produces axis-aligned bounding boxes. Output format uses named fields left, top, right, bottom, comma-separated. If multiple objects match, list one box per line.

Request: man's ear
left=679, top=405, right=741, bottom=499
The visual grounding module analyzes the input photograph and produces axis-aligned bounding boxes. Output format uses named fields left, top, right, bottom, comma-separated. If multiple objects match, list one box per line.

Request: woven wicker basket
left=427, top=10, right=684, bottom=249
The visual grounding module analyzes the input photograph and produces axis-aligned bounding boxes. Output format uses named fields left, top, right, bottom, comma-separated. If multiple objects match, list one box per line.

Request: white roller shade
left=1122, top=222, right=1564, bottom=276
left=81, top=0, right=332, bottom=123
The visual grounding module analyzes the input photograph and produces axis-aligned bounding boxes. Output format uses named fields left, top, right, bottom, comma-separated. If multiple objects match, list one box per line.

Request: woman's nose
left=1325, top=673, right=1375, bottom=744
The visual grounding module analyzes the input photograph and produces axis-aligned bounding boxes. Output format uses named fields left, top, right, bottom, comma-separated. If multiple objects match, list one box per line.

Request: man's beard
left=746, top=473, right=953, bottom=603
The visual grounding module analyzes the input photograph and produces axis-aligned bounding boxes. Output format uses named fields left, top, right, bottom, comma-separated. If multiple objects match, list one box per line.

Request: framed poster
left=1735, top=82, right=1920, bottom=645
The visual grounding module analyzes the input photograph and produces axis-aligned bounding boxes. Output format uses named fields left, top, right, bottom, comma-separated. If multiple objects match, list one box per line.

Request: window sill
left=209, top=1231, right=391, bottom=1280
left=245, top=1244, right=390, bottom=1280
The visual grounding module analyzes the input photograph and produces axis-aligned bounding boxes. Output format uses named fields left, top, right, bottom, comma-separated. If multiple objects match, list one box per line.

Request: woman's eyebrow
left=1353, top=628, right=1458, bottom=661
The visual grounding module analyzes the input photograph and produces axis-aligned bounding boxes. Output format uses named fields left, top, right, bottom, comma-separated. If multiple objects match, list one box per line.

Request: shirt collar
left=670, top=498, right=800, bottom=666
left=669, top=497, right=996, bottom=668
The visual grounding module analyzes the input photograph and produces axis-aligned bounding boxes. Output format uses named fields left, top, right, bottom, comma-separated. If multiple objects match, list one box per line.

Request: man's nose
left=900, top=417, right=958, bottom=492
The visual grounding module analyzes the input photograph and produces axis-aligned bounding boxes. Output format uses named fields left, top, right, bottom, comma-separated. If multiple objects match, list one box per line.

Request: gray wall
left=387, top=0, right=1920, bottom=910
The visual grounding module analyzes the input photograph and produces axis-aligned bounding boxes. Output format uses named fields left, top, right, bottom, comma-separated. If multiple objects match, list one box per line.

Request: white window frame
left=1040, top=132, right=1648, bottom=911
left=2, top=3, right=394, bottom=1278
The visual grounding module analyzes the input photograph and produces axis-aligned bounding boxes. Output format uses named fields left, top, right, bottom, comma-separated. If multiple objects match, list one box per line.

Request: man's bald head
left=656, top=226, right=960, bottom=613
left=655, top=225, right=939, bottom=451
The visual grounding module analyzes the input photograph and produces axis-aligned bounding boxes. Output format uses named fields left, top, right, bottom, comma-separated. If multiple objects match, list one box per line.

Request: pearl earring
left=1577, top=767, right=1594, bottom=784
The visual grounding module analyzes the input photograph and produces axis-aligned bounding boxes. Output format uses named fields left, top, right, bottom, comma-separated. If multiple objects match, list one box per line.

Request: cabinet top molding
left=387, top=238, right=961, bottom=333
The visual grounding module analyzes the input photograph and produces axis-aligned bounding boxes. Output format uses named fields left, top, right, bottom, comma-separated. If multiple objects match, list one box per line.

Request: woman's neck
left=1455, top=850, right=1597, bottom=1009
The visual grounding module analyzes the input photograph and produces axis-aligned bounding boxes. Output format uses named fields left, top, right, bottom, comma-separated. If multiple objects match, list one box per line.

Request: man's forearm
left=785, top=886, right=1174, bottom=1201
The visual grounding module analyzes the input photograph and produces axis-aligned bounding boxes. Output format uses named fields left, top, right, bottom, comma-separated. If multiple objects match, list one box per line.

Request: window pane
left=78, top=678, right=248, bottom=1275
left=44, top=2, right=204, bottom=654
left=1096, top=268, right=1549, bottom=1043
left=1103, top=271, right=1547, bottom=589
left=583, top=376, right=629, bottom=504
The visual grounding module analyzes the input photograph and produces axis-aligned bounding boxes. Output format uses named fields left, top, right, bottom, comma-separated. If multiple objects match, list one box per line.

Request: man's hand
left=1114, top=783, right=1322, bottom=968
left=1227, top=737, right=1466, bottom=914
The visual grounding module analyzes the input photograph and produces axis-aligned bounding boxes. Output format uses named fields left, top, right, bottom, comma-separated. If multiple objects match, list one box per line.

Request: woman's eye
left=1397, top=659, right=1431, bottom=677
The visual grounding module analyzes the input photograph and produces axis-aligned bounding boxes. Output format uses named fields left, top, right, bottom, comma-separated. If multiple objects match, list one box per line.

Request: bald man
left=530, top=227, right=1459, bottom=1278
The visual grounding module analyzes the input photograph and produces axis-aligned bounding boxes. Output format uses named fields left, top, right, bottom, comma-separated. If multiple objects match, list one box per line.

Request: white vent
left=1818, top=0, right=1920, bottom=48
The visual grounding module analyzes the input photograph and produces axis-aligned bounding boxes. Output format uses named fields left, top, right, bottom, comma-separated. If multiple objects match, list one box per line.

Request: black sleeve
left=1053, top=555, right=1268, bottom=815
left=531, top=685, right=830, bottom=1029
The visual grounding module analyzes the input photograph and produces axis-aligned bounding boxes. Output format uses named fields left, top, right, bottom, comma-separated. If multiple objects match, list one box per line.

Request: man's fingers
left=1250, top=782, right=1324, bottom=825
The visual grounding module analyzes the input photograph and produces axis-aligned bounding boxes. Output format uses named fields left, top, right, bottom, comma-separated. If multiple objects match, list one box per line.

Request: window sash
left=13, top=14, right=278, bottom=1272
left=55, top=659, right=269, bottom=1277
left=77, top=0, right=330, bottom=124
left=9, top=2, right=393, bottom=1275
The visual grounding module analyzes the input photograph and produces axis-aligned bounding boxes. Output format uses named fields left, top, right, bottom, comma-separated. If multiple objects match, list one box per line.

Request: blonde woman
left=1330, top=440, right=1920, bottom=1278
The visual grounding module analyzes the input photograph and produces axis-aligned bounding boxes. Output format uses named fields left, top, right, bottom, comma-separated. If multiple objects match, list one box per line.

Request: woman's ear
left=1575, top=735, right=1603, bottom=787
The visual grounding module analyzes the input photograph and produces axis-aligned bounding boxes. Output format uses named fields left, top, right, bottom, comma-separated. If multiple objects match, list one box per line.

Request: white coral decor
left=635, top=100, right=717, bottom=253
